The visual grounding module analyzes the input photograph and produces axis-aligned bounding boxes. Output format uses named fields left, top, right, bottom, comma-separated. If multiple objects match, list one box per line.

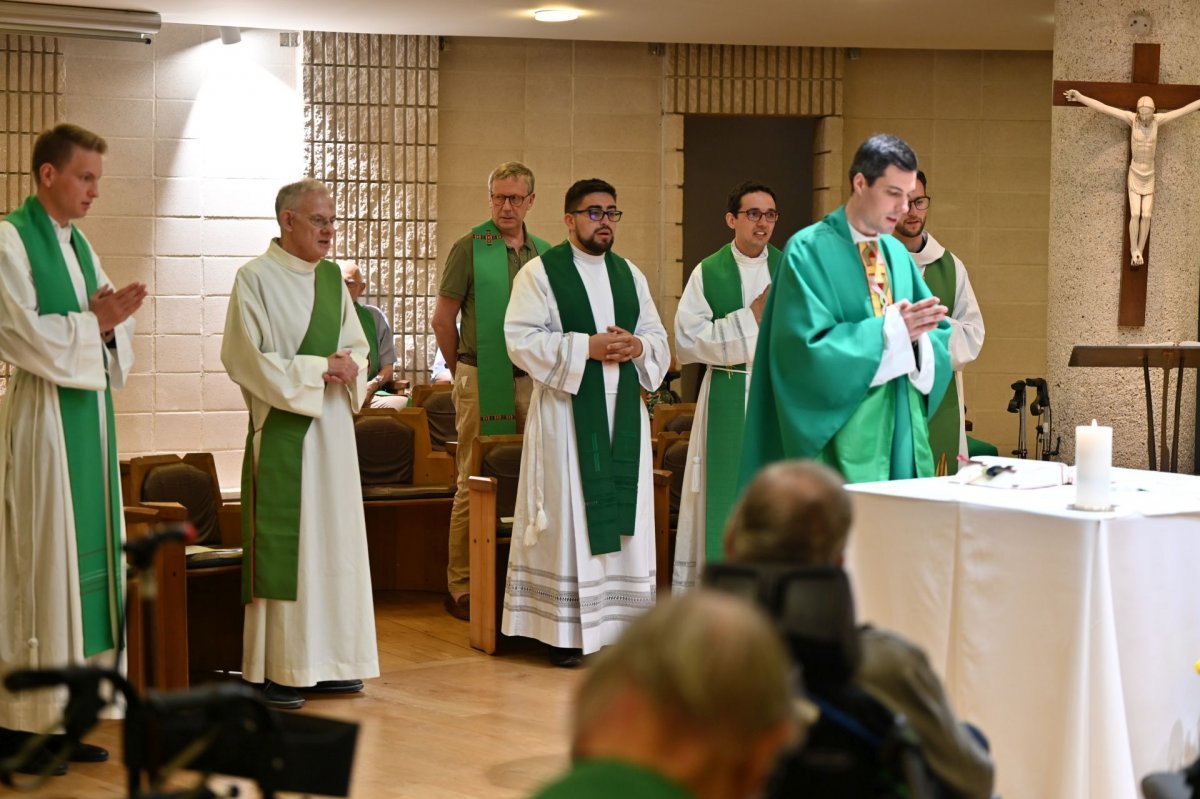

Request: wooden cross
left=1054, top=43, right=1200, bottom=327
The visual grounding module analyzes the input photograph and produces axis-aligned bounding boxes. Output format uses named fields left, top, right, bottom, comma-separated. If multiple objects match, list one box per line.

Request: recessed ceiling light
left=533, top=8, right=580, bottom=22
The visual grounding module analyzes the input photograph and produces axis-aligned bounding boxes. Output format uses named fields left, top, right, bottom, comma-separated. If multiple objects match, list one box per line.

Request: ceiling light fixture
left=533, top=8, right=581, bottom=23
left=0, top=0, right=160, bottom=44
left=219, top=25, right=241, bottom=45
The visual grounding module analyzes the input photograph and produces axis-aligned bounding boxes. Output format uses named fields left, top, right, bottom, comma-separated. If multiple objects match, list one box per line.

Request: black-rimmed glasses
left=909, top=196, right=931, bottom=211
left=570, top=207, right=623, bottom=222
left=734, top=209, right=780, bottom=223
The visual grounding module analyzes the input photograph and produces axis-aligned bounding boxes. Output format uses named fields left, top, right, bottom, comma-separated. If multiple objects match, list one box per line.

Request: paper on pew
left=950, top=456, right=1069, bottom=489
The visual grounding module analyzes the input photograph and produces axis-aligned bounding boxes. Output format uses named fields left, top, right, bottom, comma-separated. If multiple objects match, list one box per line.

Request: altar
left=845, top=462, right=1200, bottom=798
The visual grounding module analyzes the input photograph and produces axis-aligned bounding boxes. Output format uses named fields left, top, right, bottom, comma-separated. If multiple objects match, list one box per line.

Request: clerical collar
left=731, top=242, right=769, bottom=263
left=268, top=238, right=320, bottom=273
left=569, top=242, right=607, bottom=265
left=848, top=225, right=879, bottom=245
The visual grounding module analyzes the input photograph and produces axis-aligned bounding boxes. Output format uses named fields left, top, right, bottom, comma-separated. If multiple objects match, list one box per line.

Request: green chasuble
left=920, top=250, right=960, bottom=476
left=699, top=242, right=780, bottom=562
left=471, top=219, right=552, bottom=435
left=240, top=259, right=342, bottom=602
left=532, top=759, right=694, bottom=799
left=540, top=241, right=642, bottom=556
left=6, top=195, right=124, bottom=657
left=739, top=205, right=952, bottom=486
left=353, top=302, right=379, bottom=380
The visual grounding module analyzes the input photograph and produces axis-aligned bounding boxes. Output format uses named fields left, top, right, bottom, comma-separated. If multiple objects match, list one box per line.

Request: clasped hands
left=89, top=282, right=147, bottom=339
left=324, top=350, right=360, bottom=384
left=896, top=297, right=948, bottom=341
left=588, top=326, right=643, bottom=363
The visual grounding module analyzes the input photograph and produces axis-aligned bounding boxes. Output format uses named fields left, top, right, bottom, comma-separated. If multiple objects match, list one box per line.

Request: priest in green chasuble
left=222, top=179, right=378, bottom=710
left=892, top=171, right=985, bottom=476
left=432, top=161, right=553, bottom=622
left=0, top=124, right=146, bottom=769
left=741, top=134, right=952, bottom=485
left=671, top=181, right=781, bottom=593
left=502, top=179, right=670, bottom=666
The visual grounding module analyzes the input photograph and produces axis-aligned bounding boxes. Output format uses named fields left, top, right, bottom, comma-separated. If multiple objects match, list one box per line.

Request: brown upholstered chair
left=654, top=430, right=690, bottom=592
left=126, top=453, right=243, bottom=686
left=650, top=402, right=696, bottom=439
left=353, top=407, right=456, bottom=591
left=411, top=383, right=457, bottom=452
left=469, top=435, right=672, bottom=654
left=467, top=434, right=524, bottom=655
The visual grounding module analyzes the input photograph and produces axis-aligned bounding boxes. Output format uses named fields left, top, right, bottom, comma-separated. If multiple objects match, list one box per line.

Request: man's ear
left=37, top=162, right=56, bottom=189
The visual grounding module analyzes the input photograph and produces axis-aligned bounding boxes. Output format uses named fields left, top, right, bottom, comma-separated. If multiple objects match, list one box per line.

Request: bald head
left=340, top=261, right=366, bottom=301
left=725, top=460, right=852, bottom=567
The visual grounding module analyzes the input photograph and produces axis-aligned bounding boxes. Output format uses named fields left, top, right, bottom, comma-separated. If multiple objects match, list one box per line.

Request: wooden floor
left=18, top=592, right=582, bottom=799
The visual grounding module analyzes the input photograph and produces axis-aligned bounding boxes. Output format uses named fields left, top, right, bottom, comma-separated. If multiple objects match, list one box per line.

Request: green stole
left=921, top=250, right=960, bottom=475
left=540, top=242, right=641, bottom=556
left=6, top=195, right=123, bottom=657
left=353, top=303, right=379, bottom=380
left=471, top=220, right=552, bottom=435
left=241, top=259, right=343, bottom=602
left=699, top=242, right=780, bottom=562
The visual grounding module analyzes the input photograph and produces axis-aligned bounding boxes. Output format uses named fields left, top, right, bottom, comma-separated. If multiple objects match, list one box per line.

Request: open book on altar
left=950, top=456, right=1069, bottom=489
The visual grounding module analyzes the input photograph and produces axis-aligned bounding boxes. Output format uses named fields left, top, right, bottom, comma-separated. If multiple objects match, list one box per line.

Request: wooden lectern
left=1069, top=344, right=1200, bottom=472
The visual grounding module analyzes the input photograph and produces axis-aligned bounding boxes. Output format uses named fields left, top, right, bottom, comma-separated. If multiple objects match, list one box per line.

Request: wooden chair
left=127, top=453, right=244, bottom=686
left=469, top=435, right=672, bottom=654
left=354, top=407, right=456, bottom=591
left=653, top=431, right=690, bottom=593
left=124, top=504, right=189, bottom=692
left=650, top=402, right=696, bottom=439
left=468, top=434, right=524, bottom=655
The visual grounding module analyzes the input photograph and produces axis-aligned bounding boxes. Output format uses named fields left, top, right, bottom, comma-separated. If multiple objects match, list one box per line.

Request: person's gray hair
left=274, top=178, right=330, bottom=220
left=574, top=590, right=796, bottom=749
left=725, top=460, right=852, bottom=567
left=487, top=161, right=535, bottom=195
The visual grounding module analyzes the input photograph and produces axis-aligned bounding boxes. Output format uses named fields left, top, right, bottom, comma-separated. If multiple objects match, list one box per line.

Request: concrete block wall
left=842, top=49, right=1053, bottom=454
left=437, top=38, right=668, bottom=319
left=62, top=25, right=305, bottom=485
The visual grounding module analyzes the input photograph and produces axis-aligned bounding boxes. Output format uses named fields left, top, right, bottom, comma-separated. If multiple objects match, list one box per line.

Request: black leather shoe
left=548, top=646, right=583, bottom=668
left=303, top=679, right=364, bottom=694
left=444, top=592, right=470, bottom=621
left=261, top=680, right=305, bottom=710
left=0, top=731, right=68, bottom=777
left=50, top=737, right=108, bottom=763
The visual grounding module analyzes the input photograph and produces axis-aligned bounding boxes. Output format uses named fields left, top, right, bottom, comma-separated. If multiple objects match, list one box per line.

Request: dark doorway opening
left=679, top=114, right=817, bottom=400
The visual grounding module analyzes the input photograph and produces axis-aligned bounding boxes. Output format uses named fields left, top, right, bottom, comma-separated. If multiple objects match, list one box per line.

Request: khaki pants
left=367, top=392, right=409, bottom=410
left=447, top=363, right=531, bottom=592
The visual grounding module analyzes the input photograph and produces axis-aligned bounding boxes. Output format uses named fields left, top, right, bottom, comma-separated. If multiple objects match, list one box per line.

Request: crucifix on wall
left=1054, top=43, right=1200, bottom=326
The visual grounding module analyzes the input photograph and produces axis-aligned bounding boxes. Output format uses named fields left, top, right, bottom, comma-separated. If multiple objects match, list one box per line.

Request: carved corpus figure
left=1064, top=88, right=1200, bottom=266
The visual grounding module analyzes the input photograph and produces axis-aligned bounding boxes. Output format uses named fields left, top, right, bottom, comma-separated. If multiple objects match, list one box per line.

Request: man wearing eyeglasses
left=741, top=134, right=952, bottom=485
left=432, top=161, right=554, bottom=622
left=341, top=261, right=408, bottom=410
left=222, top=178, right=379, bottom=710
left=671, top=181, right=781, bottom=593
left=892, top=171, right=985, bottom=476
left=502, top=178, right=670, bottom=667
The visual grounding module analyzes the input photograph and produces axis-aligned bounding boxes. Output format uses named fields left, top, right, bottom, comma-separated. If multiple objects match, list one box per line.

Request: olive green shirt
left=438, top=226, right=540, bottom=360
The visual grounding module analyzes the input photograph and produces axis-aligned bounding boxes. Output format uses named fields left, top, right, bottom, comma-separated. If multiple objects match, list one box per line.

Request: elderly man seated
left=340, top=261, right=407, bottom=409
left=530, top=590, right=804, bottom=799
left=723, top=460, right=995, bottom=799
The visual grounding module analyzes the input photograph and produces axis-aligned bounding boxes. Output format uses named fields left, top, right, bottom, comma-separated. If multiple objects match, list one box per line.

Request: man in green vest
left=892, top=171, right=985, bottom=476
left=672, top=181, right=781, bottom=593
left=0, top=124, right=146, bottom=774
left=222, top=178, right=379, bottom=710
left=741, top=134, right=953, bottom=485
left=340, top=261, right=407, bottom=409
left=530, top=591, right=801, bottom=799
left=431, top=161, right=552, bottom=621
left=501, top=178, right=671, bottom=667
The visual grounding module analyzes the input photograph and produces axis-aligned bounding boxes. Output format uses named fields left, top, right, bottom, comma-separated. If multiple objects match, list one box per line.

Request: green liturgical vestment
left=919, top=250, right=960, bottom=476
left=532, top=759, right=695, bottom=799
left=740, top=205, right=951, bottom=485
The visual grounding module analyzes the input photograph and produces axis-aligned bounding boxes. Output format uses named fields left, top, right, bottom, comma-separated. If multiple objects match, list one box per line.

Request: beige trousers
left=447, top=362, right=530, bottom=592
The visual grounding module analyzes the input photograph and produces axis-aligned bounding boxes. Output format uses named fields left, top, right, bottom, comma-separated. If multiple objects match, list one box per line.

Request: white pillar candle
left=1075, top=419, right=1113, bottom=510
